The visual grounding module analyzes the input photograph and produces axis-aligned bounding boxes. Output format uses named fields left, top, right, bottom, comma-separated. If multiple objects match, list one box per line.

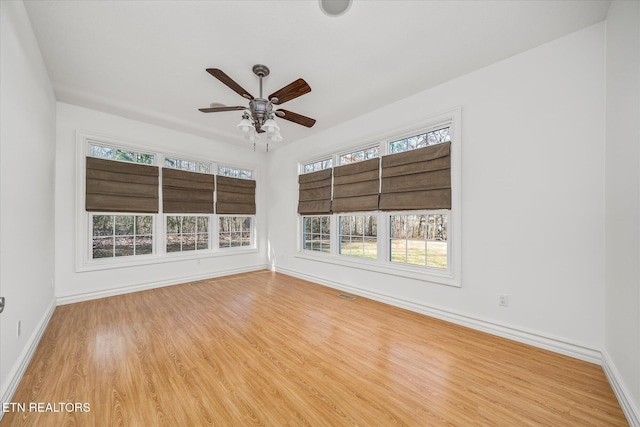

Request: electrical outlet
left=17, top=320, right=21, bottom=337
left=498, top=293, right=509, bottom=307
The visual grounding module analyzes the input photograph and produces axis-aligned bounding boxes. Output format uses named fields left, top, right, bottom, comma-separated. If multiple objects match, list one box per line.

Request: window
left=79, top=132, right=260, bottom=271
left=388, top=126, right=451, bottom=154
left=219, top=217, right=253, bottom=248
left=338, top=146, right=379, bottom=165
left=303, top=158, right=333, bottom=174
left=165, top=157, right=212, bottom=174
left=218, top=166, right=253, bottom=179
left=339, top=215, right=377, bottom=259
left=166, top=216, right=209, bottom=253
left=389, top=213, right=447, bottom=269
left=295, top=108, right=460, bottom=286
left=302, top=216, right=331, bottom=253
left=89, top=143, right=154, bottom=165
left=91, top=214, right=153, bottom=259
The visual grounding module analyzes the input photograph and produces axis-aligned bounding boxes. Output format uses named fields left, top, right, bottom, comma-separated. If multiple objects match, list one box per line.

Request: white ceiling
left=23, top=0, right=611, bottom=150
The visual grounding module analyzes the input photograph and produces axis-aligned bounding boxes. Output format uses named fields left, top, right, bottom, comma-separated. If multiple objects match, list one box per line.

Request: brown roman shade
left=162, top=168, right=215, bottom=213
left=216, top=176, right=256, bottom=214
left=379, top=141, right=452, bottom=210
left=86, top=157, right=159, bottom=213
left=332, top=158, right=380, bottom=212
left=298, top=168, right=332, bottom=215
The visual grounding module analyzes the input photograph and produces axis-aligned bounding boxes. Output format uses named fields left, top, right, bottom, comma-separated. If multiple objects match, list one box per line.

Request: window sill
left=77, top=247, right=259, bottom=272
left=295, top=251, right=459, bottom=287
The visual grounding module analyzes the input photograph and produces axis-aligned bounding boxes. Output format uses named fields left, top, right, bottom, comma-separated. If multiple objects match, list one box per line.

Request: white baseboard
left=274, top=266, right=602, bottom=364
left=57, top=264, right=270, bottom=305
left=0, top=298, right=56, bottom=420
left=602, top=351, right=640, bottom=426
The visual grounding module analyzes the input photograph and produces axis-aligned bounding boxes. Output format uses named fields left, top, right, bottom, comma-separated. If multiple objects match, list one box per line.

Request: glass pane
left=197, top=217, right=209, bottom=232
left=166, top=216, right=180, bottom=234
left=339, top=216, right=350, bottom=235
left=115, top=149, right=135, bottom=162
left=390, top=216, right=406, bottom=238
left=136, top=216, right=153, bottom=235
left=182, top=235, right=196, bottom=251
left=90, top=145, right=115, bottom=159
left=92, top=237, right=113, bottom=258
left=219, top=217, right=229, bottom=233
left=230, top=232, right=242, bottom=247
left=92, top=215, right=113, bottom=236
left=310, top=217, right=320, bottom=234
left=363, top=237, right=377, bottom=259
left=166, top=234, right=181, bottom=252
left=406, top=215, right=425, bottom=239
left=135, top=236, right=153, bottom=255
left=427, top=240, right=447, bottom=269
left=115, top=216, right=134, bottom=236
left=364, top=215, right=377, bottom=237
left=352, top=216, right=363, bottom=237
left=219, top=233, right=231, bottom=248
left=137, top=154, right=155, bottom=165
left=321, top=217, right=330, bottom=235
left=182, top=216, right=196, bottom=233
left=304, top=217, right=311, bottom=234
left=390, top=239, right=407, bottom=263
left=339, top=236, right=351, bottom=255
left=427, top=214, right=447, bottom=241
left=197, top=234, right=209, bottom=250
left=114, top=237, right=134, bottom=257
left=241, top=217, right=251, bottom=231
left=407, top=239, right=426, bottom=265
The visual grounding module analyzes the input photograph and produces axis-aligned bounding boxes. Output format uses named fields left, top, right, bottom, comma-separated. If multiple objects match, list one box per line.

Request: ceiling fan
left=199, top=64, right=316, bottom=142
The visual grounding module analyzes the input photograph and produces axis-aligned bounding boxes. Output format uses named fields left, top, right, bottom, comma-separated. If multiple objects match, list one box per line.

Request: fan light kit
left=199, top=64, right=315, bottom=151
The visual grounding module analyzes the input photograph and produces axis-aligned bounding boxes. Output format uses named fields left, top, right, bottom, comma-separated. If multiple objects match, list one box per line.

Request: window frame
left=295, top=107, right=461, bottom=287
left=89, top=213, right=155, bottom=260
left=300, top=215, right=332, bottom=254
left=337, top=213, right=378, bottom=260
left=76, top=131, right=259, bottom=272
left=218, top=165, right=254, bottom=180
left=337, top=144, right=380, bottom=166
left=164, top=156, right=213, bottom=174
left=218, top=215, right=256, bottom=250
left=165, top=214, right=212, bottom=255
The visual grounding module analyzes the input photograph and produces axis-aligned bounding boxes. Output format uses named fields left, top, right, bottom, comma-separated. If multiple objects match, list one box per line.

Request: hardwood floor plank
left=1, top=271, right=627, bottom=426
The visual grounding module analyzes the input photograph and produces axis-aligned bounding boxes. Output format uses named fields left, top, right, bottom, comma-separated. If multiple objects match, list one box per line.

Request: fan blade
left=199, top=106, right=247, bottom=113
left=277, top=109, right=316, bottom=128
left=269, top=79, right=311, bottom=104
left=206, top=68, right=254, bottom=100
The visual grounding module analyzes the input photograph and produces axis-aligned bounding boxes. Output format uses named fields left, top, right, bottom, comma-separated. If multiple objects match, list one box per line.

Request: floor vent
left=338, top=293, right=357, bottom=301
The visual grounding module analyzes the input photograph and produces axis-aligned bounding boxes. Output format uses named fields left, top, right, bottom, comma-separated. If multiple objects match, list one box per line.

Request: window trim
left=76, top=131, right=259, bottom=272
left=295, top=107, right=462, bottom=287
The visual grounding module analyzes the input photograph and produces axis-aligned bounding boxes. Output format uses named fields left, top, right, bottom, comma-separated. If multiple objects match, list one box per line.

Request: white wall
left=55, top=102, right=269, bottom=301
left=604, top=0, right=640, bottom=423
left=267, top=23, right=606, bottom=361
left=0, top=0, right=57, bottom=406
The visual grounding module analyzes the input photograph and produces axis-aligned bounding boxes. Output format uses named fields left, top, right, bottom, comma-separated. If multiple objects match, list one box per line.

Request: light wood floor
left=1, top=270, right=627, bottom=426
